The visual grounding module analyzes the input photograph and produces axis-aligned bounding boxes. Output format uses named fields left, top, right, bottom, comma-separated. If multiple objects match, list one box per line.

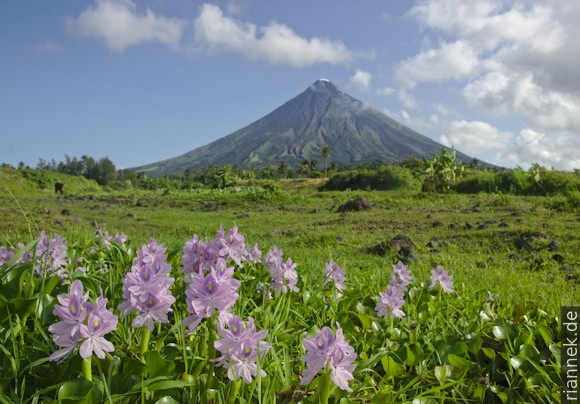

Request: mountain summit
left=134, top=80, right=471, bottom=175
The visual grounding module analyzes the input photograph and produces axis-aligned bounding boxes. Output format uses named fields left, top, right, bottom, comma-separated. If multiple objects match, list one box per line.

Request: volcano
left=134, top=79, right=472, bottom=175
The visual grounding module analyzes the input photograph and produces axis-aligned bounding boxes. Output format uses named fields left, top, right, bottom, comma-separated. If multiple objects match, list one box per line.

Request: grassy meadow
left=0, top=168, right=578, bottom=403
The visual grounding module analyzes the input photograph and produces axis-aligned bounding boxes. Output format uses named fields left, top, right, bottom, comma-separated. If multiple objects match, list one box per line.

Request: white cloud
left=439, top=120, right=511, bottom=156
left=404, top=0, right=580, bottom=169
left=396, top=40, right=478, bottom=87
left=398, top=89, right=417, bottom=109
left=377, top=86, right=395, bottom=97
left=500, top=129, right=580, bottom=170
left=410, top=0, right=564, bottom=53
left=68, top=0, right=185, bottom=53
left=464, top=71, right=580, bottom=133
left=349, top=70, right=372, bottom=90
left=193, top=4, right=352, bottom=67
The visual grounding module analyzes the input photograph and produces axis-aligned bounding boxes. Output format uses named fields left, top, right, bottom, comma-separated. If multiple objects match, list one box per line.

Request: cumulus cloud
left=396, top=40, right=478, bottom=87
left=439, top=120, right=511, bottom=156
left=67, top=0, right=185, bottom=53
left=402, top=0, right=580, bottom=169
left=193, top=4, right=352, bottom=67
left=500, top=129, right=580, bottom=170
left=349, top=70, right=372, bottom=90
left=464, top=71, right=580, bottom=133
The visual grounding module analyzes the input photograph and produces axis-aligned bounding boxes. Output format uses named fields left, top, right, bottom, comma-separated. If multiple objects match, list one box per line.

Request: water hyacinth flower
left=49, top=280, right=118, bottom=362
left=118, top=239, right=175, bottom=331
left=429, top=265, right=454, bottom=293
left=264, top=246, right=299, bottom=293
left=0, top=245, right=14, bottom=265
left=183, top=267, right=240, bottom=332
left=214, top=316, right=271, bottom=384
left=35, top=231, right=69, bottom=279
left=375, top=285, right=406, bottom=319
left=323, top=260, right=346, bottom=292
left=389, top=261, right=413, bottom=294
left=300, top=322, right=357, bottom=392
left=214, top=224, right=247, bottom=266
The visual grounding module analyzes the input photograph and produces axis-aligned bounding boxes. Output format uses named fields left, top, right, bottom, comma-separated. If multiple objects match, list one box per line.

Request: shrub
left=321, top=166, right=420, bottom=191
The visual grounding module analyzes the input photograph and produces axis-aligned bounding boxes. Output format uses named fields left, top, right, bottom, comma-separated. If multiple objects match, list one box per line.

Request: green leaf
left=447, top=353, right=475, bottom=370
left=156, top=397, right=181, bottom=404
left=145, top=350, right=175, bottom=379
left=481, top=347, right=496, bottom=360
left=57, top=378, right=93, bottom=403
left=381, top=355, right=404, bottom=378
left=371, top=390, right=393, bottom=403
left=492, top=325, right=507, bottom=340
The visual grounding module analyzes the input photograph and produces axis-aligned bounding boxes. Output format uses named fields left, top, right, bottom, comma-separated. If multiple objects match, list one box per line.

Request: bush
left=454, top=170, right=497, bottom=193
left=321, top=166, right=420, bottom=191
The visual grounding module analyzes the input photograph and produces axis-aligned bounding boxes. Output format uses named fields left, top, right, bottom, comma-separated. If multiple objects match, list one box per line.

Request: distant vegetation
left=5, top=151, right=580, bottom=203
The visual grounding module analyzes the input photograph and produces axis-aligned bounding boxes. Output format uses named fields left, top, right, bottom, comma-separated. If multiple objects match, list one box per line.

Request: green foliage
left=0, top=177, right=578, bottom=402
left=422, top=147, right=464, bottom=192
left=322, top=165, right=420, bottom=191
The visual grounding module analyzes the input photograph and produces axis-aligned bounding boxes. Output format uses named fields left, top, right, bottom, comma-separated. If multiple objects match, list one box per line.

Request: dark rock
left=498, top=221, right=509, bottom=228
left=432, top=221, right=444, bottom=228
left=552, top=254, right=565, bottom=263
left=200, top=201, right=219, bottom=211
left=61, top=209, right=70, bottom=216
left=548, top=240, right=560, bottom=250
left=477, top=223, right=489, bottom=230
left=235, top=213, right=250, bottom=219
left=337, top=198, right=371, bottom=213
left=367, top=235, right=417, bottom=261
left=466, top=222, right=474, bottom=229
left=91, top=205, right=107, bottom=212
left=516, top=232, right=548, bottom=250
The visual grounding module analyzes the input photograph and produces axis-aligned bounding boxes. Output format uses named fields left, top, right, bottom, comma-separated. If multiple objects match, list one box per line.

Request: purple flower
left=323, top=260, right=346, bottom=292
left=96, top=229, right=113, bottom=249
left=0, top=245, right=14, bottom=265
left=48, top=281, right=117, bottom=362
left=214, top=315, right=271, bottom=384
left=182, top=235, right=216, bottom=277
left=389, top=261, right=412, bottom=294
left=244, top=243, right=262, bottom=263
left=264, top=247, right=299, bottom=293
left=35, top=231, right=69, bottom=279
left=300, top=323, right=356, bottom=392
left=263, top=246, right=283, bottom=269
left=79, top=291, right=118, bottom=359
left=375, top=285, right=406, bottom=319
left=118, top=239, right=175, bottom=331
left=113, top=232, right=127, bottom=245
left=183, top=268, right=239, bottom=332
left=215, top=225, right=246, bottom=266
left=429, top=265, right=454, bottom=293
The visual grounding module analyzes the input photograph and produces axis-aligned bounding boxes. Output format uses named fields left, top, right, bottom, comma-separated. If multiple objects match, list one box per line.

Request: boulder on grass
left=337, top=198, right=371, bottom=213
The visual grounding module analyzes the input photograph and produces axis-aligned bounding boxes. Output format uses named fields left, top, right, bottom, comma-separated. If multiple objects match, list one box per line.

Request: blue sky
left=1, top=0, right=579, bottom=170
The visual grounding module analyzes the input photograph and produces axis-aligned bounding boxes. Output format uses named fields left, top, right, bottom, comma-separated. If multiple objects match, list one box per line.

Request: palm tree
left=320, top=144, right=331, bottom=177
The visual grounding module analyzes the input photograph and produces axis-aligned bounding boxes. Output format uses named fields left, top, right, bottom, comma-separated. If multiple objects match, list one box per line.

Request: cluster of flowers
left=95, top=228, right=127, bottom=250
left=300, top=322, right=357, bottom=392
left=48, top=280, right=118, bottom=362
left=25, top=225, right=353, bottom=389
left=375, top=261, right=454, bottom=319
left=214, top=315, right=271, bottom=384
left=263, top=246, right=300, bottom=293
left=0, top=231, right=70, bottom=280
left=118, top=239, right=176, bottom=331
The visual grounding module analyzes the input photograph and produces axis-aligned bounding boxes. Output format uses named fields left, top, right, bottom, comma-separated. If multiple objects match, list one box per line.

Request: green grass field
left=0, top=175, right=578, bottom=402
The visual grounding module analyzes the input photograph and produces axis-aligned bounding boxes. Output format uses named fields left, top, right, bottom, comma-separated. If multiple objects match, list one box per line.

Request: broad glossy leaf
left=381, top=355, right=404, bottom=377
